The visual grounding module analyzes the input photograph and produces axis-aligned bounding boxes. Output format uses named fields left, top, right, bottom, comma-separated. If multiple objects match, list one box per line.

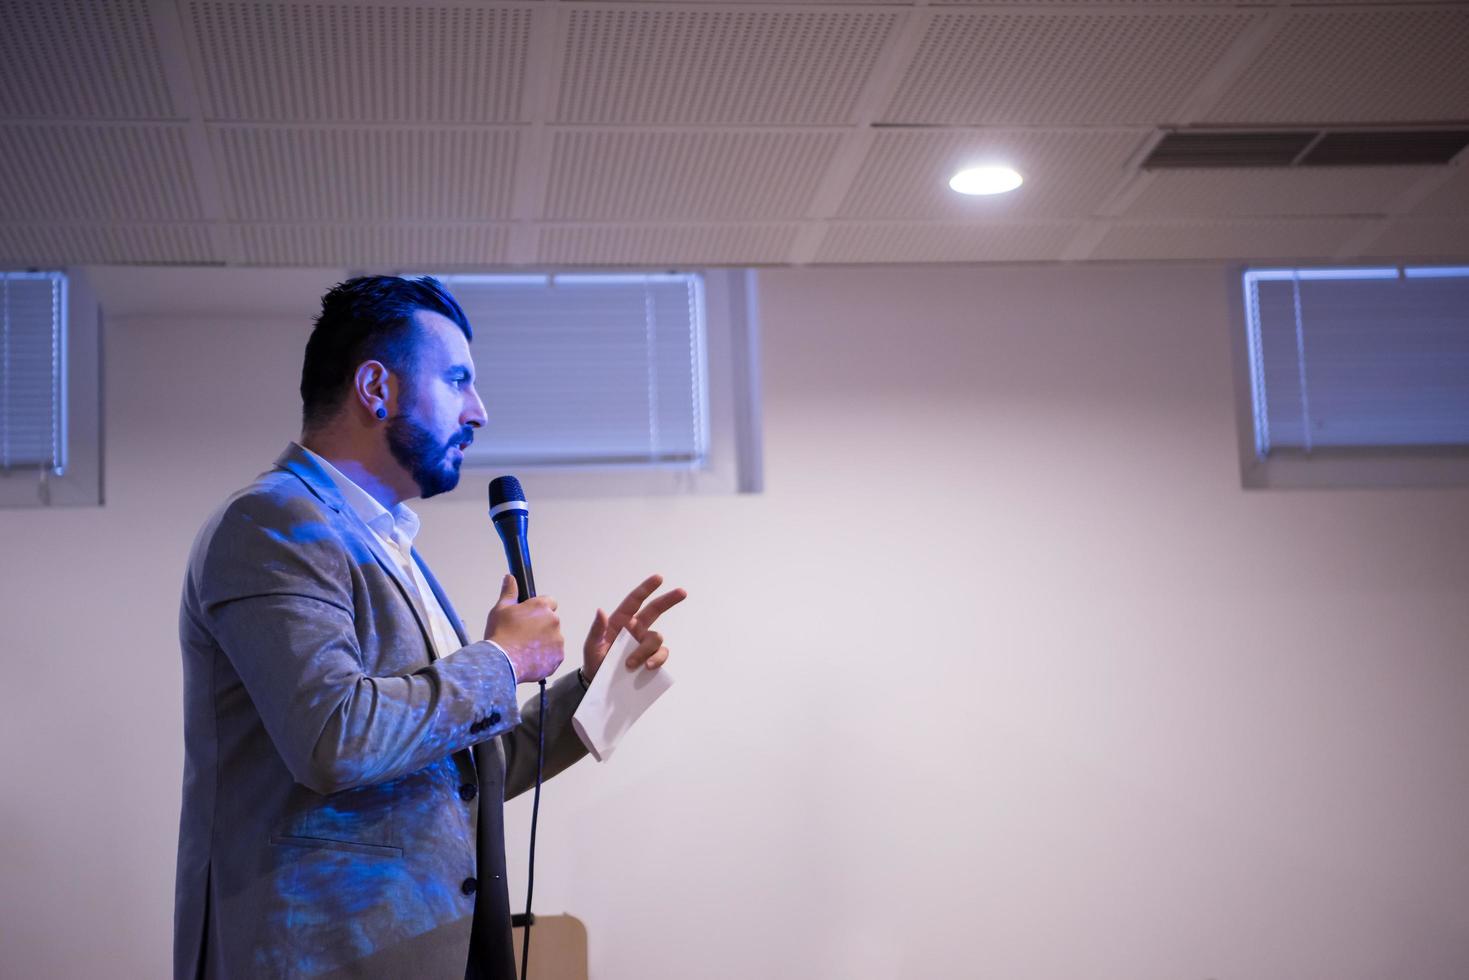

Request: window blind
left=1, top=271, right=67, bottom=474
left=437, top=273, right=708, bottom=467
left=1243, top=266, right=1469, bottom=458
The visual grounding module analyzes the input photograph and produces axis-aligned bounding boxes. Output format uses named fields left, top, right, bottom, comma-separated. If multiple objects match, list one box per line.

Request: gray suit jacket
left=175, top=444, right=588, bottom=979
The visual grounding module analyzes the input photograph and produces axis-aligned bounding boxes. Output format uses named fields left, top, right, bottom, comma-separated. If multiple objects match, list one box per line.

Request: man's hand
left=582, top=574, right=687, bottom=682
left=484, top=574, right=564, bottom=684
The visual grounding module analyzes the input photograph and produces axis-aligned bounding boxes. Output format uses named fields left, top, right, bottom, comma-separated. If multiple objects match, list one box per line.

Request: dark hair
left=300, top=275, right=472, bottom=431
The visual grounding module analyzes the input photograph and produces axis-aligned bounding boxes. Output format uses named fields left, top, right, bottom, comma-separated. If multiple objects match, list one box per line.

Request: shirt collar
left=298, top=444, right=421, bottom=549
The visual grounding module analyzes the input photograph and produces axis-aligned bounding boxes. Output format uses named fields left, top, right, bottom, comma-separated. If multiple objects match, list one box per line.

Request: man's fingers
left=598, top=575, right=683, bottom=650
left=626, top=638, right=670, bottom=671
left=608, top=574, right=664, bottom=626
left=607, top=575, right=684, bottom=637
left=625, top=631, right=664, bottom=667
left=584, top=608, right=608, bottom=647
left=600, top=615, right=632, bottom=652
left=630, top=588, right=687, bottom=631
left=494, top=573, right=518, bottom=607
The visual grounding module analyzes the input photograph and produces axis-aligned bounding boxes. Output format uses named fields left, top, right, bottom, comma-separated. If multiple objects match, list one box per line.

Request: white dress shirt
left=300, top=445, right=515, bottom=680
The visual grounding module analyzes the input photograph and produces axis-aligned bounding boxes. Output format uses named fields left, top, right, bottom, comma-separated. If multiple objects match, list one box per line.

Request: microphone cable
left=519, top=678, right=545, bottom=980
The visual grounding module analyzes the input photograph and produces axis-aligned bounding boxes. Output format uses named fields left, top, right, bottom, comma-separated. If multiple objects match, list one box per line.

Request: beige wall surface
left=2, top=263, right=1467, bottom=979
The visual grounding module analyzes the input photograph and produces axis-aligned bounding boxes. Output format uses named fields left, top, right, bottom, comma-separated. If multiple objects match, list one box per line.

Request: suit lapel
left=413, top=550, right=470, bottom=648
left=347, top=516, right=441, bottom=660
left=413, top=540, right=489, bottom=795
left=274, top=443, right=439, bottom=662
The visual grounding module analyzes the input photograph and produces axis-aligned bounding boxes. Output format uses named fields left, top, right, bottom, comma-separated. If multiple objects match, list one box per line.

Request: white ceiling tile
left=883, top=9, right=1257, bottom=125
left=214, top=127, right=520, bottom=221
left=1410, top=166, right=1469, bottom=219
left=839, top=129, right=1142, bottom=219
left=0, top=0, right=176, bottom=119
left=1358, top=220, right=1469, bottom=261
left=0, top=125, right=201, bottom=221
left=536, top=224, right=800, bottom=266
left=1125, top=167, right=1438, bottom=219
left=1204, top=8, right=1469, bottom=125
left=641, top=0, right=904, bottom=3
left=1091, top=218, right=1365, bottom=260
left=543, top=130, right=844, bottom=221
left=187, top=2, right=530, bottom=122
left=0, top=224, right=216, bottom=264
left=815, top=221, right=1080, bottom=264
left=235, top=224, right=510, bottom=267
left=556, top=8, right=899, bottom=124
left=932, top=0, right=1247, bottom=4
left=4, top=0, right=1464, bottom=268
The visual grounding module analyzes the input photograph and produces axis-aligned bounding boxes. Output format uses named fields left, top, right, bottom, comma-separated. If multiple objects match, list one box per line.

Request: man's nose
left=463, top=387, right=487, bottom=429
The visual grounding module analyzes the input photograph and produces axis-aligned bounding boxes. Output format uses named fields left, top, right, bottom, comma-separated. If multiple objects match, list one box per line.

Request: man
left=175, top=276, right=684, bottom=978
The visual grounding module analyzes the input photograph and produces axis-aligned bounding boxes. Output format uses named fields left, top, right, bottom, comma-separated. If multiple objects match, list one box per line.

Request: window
left=424, top=269, right=760, bottom=498
left=1235, top=265, right=1469, bottom=488
left=0, top=269, right=101, bottom=508
left=1, top=271, right=67, bottom=474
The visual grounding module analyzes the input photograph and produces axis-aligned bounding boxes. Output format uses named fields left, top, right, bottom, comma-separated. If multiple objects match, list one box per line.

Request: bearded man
left=174, top=276, right=683, bottom=979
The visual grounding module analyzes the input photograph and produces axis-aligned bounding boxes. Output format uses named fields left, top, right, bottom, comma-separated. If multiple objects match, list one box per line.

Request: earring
left=375, top=406, right=387, bottom=420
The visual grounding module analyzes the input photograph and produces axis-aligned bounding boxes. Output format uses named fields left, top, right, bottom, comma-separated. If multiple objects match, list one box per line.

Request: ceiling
left=0, top=0, right=1465, bottom=269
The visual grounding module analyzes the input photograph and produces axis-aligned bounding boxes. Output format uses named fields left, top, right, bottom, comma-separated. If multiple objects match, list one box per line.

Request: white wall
left=2, top=263, right=1468, bottom=980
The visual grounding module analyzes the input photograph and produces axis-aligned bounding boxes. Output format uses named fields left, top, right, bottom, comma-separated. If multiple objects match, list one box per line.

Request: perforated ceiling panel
left=556, top=8, right=898, bottom=125
left=816, top=221, right=1080, bottom=264
left=1360, top=220, right=1469, bottom=260
left=645, top=0, right=901, bottom=3
left=0, top=224, right=216, bottom=265
left=1124, top=167, right=1435, bottom=219
left=1091, top=218, right=1365, bottom=260
left=537, top=224, right=800, bottom=266
left=883, top=10, right=1256, bottom=125
left=839, top=129, right=1141, bottom=219
left=3, top=0, right=1465, bottom=269
left=543, top=130, right=843, bottom=221
left=0, top=0, right=176, bottom=119
left=188, top=2, right=531, bottom=122
left=933, top=0, right=1246, bottom=4
left=235, top=224, right=510, bottom=267
left=1410, top=168, right=1469, bottom=218
left=1205, top=8, right=1469, bottom=124
left=214, top=127, right=520, bottom=221
left=0, top=125, right=201, bottom=221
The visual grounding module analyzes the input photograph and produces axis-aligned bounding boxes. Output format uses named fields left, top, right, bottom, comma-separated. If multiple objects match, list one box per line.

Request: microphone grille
left=488, top=475, right=525, bottom=508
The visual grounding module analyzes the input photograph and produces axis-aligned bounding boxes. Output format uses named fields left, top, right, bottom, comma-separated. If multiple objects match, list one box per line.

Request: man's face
left=385, top=310, right=486, bottom=499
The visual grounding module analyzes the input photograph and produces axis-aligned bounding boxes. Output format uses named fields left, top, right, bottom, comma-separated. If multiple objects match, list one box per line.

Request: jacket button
left=470, top=720, right=483, bottom=733
left=488, top=711, right=501, bottom=725
left=459, top=783, right=477, bottom=801
left=461, top=877, right=478, bottom=896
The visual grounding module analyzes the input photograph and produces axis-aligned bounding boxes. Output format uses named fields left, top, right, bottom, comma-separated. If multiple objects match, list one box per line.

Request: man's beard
left=386, top=415, right=471, bottom=499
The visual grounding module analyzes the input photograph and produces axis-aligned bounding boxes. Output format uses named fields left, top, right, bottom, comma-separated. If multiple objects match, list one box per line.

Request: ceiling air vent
left=1301, top=130, right=1469, bottom=167
left=1143, top=131, right=1315, bottom=168
left=1143, top=128, right=1469, bottom=170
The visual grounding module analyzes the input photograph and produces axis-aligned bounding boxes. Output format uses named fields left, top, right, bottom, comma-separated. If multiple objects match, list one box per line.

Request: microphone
left=488, top=475, right=535, bottom=602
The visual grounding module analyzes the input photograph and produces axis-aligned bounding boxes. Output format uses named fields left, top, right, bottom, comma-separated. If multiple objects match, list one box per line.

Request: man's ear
left=353, top=360, right=393, bottom=419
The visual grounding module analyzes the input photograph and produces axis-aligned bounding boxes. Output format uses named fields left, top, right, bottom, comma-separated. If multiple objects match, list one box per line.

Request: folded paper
left=571, top=631, right=675, bottom=762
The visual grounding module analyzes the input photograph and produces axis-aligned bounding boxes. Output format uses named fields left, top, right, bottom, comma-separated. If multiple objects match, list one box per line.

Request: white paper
left=571, top=632, right=674, bottom=761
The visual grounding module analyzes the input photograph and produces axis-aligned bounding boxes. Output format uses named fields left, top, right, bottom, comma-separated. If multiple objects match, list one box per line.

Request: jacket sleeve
left=190, top=489, right=522, bottom=795
left=501, top=669, right=591, bottom=800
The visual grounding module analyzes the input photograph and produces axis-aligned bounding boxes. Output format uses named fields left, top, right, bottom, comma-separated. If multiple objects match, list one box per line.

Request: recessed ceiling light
left=948, top=166, right=1023, bottom=196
